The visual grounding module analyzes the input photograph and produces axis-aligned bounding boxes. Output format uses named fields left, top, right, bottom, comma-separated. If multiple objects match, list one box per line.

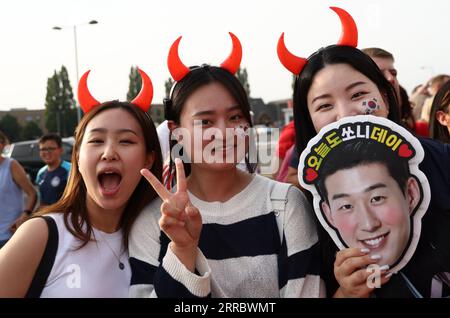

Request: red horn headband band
left=78, top=67, right=154, bottom=113
left=277, top=6, right=358, bottom=76
left=168, top=32, right=242, bottom=82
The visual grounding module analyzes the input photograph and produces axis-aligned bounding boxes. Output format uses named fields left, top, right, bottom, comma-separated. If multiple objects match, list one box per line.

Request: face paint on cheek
left=361, top=98, right=381, bottom=115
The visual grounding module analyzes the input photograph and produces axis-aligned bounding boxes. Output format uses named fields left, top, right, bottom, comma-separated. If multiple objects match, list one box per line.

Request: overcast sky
left=0, top=0, right=449, bottom=111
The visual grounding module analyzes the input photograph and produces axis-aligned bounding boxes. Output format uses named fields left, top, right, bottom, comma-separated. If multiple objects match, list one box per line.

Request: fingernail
left=370, top=254, right=381, bottom=260
left=175, top=158, right=181, bottom=164
left=379, top=265, right=390, bottom=271
left=361, top=248, right=370, bottom=253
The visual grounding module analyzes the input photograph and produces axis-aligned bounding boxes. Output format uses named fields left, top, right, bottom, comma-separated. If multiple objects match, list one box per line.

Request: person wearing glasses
left=36, top=133, right=71, bottom=207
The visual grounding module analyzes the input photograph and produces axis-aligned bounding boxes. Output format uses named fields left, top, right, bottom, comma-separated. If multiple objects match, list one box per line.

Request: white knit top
left=129, top=174, right=324, bottom=298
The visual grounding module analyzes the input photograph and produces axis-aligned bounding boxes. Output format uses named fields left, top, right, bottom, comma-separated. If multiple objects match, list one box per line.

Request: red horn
left=220, top=32, right=242, bottom=75
left=168, top=36, right=190, bottom=81
left=330, top=7, right=358, bottom=47
left=78, top=70, right=100, bottom=113
left=131, top=67, right=154, bottom=112
left=277, top=33, right=307, bottom=75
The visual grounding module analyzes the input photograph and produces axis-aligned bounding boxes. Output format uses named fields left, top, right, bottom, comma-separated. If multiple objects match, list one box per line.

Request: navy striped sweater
left=129, top=174, right=324, bottom=297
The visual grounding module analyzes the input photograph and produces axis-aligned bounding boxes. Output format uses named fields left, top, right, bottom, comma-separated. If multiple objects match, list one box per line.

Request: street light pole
left=53, top=20, right=98, bottom=124
left=73, top=25, right=81, bottom=123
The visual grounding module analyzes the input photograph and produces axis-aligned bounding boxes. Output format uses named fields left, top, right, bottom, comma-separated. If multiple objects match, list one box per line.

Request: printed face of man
left=321, top=162, right=420, bottom=266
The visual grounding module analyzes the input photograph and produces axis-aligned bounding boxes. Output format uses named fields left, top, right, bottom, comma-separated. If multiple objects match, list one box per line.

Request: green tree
left=45, top=71, right=59, bottom=134
left=127, top=66, right=142, bottom=101
left=164, top=77, right=174, bottom=98
left=59, top=66, right=77, bottom=137
left=0, top=114, right=22, bottom=142
left=236, top=67, right=250, bottom=97
left=44, top=66, right=76, bottom=137
left=22, top=121, right=43, bottom=140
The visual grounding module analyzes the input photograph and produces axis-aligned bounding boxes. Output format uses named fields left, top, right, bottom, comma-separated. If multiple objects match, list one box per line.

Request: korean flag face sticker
left=362, top=98, right=381, bottom=115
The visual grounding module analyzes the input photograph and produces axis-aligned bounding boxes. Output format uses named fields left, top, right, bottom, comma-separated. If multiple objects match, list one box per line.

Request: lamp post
left=52, top=20, right=98, bottom=124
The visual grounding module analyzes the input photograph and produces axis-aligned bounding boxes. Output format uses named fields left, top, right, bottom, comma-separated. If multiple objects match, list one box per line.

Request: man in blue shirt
left=35, top=133, right=71, bottom=206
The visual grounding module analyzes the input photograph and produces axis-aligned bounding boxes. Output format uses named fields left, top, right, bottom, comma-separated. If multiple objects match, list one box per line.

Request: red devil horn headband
left=277, top=6, right=358, bottom=75
left=168, top=32, right=242, bottom=82
left=78, top=67, right=154, bottom=113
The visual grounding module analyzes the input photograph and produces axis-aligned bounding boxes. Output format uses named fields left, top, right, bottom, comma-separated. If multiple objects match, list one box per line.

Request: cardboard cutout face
left=298, top=115, right=430, bottom=273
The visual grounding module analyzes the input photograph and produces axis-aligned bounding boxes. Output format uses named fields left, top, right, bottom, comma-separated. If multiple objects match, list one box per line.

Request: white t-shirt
left=40, top=213, right=131, bottom=298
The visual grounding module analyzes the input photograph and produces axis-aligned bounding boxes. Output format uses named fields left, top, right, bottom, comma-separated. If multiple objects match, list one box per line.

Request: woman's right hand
left=141, top=158, right=202, bottom=271
left=333, top=248, right=391, bottom=298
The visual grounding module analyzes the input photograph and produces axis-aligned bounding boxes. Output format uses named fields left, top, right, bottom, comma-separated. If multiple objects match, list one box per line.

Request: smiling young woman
left=279, top=7, right=450, bottom=298
left=128, top=34, right=324, bottom=298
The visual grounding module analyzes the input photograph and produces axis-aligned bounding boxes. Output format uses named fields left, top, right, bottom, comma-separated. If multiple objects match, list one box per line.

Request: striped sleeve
left=278, top=186, right=326, bottom=297
left=128, top=199, right=212, bottom=298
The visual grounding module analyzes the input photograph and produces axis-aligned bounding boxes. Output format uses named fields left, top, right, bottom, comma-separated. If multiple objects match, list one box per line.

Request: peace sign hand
left=141, top=158, right=202, bottom=271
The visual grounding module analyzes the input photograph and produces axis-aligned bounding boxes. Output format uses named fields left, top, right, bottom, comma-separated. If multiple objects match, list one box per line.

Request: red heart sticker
left=305, top=168, right=318, bottom=182
left=398, top=144, right=413, bottom=158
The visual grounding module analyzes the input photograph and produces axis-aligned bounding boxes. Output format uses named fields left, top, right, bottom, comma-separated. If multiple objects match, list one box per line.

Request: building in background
left=0, top=108, right=47, bottom=133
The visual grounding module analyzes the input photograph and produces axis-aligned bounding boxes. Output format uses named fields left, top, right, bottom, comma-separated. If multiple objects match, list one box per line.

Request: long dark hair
left=293, top=45, right=400, bottom=154
left=164, top=65, right=256, bottom=177
left=429, top=80, right=450, bottom=143
left=37, top=101, right=163, bottom=248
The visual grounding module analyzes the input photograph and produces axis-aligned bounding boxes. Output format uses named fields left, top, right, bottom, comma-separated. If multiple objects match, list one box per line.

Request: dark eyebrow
left=364, top=183, right=387, bottom=192
left=88, top=128, right=138, bottom=136
left=192, top=105, right=241, bottom=117
left=312, top=94, right=332, bottom=104
left=331, top=183, right=387, bottom=201
left=345, top=81, right=367, bottom=92
left=312, top=81, right=368, bottom=104
left=331, top=193, right=349, bottom=201
left=226, top=105, right=242, bottom=112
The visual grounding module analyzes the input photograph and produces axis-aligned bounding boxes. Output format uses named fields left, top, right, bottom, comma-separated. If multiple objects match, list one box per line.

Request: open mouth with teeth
left=98, top=171, right=122, bottom=196
left=359, top=232, right=389, bottom=250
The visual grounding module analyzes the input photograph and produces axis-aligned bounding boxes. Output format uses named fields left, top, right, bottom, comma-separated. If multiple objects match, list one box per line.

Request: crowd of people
left=0, top=6, right=449, bottom=298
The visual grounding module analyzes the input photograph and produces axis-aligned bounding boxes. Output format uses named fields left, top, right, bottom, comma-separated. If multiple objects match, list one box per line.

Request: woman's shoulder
left=132, top=197, right=163, bottom=232
left=38, top=213, right=66, bottom=231
left=0, top=217, right=50, bottom=297
left=19, top=217, right=50, bottom=239
left=418, top=137, right=450, bottom=156
left=141, top=197, right=163, bottom=215
left=257, top=176, right=312, bottom=217
left=258, top=175, right=307, bottom=202
left=417, top=137, right=450, bottom=193
left=3, top=217, right=50, bottom=262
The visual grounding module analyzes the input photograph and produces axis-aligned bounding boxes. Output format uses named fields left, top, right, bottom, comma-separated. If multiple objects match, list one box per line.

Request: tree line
left=1, top=65, right=251, bottom=143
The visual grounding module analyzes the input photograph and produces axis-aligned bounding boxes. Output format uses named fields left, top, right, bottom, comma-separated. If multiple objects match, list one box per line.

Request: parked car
left=3, top=137, right=74, bottom=182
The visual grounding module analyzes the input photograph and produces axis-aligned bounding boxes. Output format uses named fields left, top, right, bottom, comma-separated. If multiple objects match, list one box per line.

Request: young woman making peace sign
left=129, top=34, right=323, bottom=298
